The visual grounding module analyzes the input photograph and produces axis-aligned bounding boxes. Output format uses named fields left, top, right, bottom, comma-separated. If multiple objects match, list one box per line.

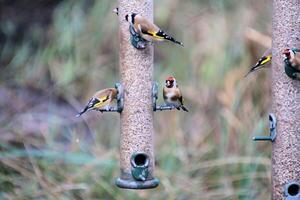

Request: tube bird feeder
left=115, top=0, right=159, bottom=189
left=272, top=0, right=300, bottom=199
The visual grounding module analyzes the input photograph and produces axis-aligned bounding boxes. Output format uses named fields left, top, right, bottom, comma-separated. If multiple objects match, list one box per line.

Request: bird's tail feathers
left=181, top=105, right=189, bottom=112
left=76, top=98, right=100, bottom=117
left=157, top=30, right=183, bottom=46
left=244, top=67, right=256, bottom=77
left=76, top=106, right=89, bottom=117
left=244, top=64, right=262, bottom=77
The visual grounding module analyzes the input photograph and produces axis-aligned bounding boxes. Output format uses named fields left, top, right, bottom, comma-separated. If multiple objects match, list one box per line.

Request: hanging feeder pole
left=115, top=0, right=159, bottom=189
left=272, top=0, right=300, bottom=199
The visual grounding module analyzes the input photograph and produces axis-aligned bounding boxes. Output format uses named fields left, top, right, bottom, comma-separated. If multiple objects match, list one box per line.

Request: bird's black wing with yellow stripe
left=76, top=98, right=100, bottom=117
left=76, top=94, right=110, bottom=117
left=141, top=29, right=183, bottom=46
left=244, top=55, right=272, bottom=77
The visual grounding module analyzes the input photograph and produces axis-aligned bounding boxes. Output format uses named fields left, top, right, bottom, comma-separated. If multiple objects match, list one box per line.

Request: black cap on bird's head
left=131, top=13, right=137, bottom=18
left=125, top=13, right=137, bottom=24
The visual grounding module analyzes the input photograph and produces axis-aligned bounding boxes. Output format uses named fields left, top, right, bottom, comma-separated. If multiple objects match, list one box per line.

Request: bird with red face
left=163, top=76, right=188, bottom=112
left=282, top=48, right=300, bottom=70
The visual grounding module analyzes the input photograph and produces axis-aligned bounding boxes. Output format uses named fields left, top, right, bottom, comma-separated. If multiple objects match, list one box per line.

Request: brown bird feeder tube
left=115, top=0, right=159, bottom=189
left=272, top=0, right=300, bottom=199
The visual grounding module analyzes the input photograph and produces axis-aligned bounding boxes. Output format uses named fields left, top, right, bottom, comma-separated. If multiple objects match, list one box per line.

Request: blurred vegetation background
left=0, top=0, right=273, bottom=199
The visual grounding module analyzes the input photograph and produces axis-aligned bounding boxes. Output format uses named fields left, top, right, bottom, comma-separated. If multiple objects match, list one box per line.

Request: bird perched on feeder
left=245, top=48, right=272, bottom=77
left=76, top=88, right=117, bottom=117
left=125, top=13, right=183, bottom=46
left=163, top=76, right=188, bottom=112
left=282, top=48, right=300, bottom=70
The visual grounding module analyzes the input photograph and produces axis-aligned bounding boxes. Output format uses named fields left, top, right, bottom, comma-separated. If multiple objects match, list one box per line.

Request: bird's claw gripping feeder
left=129, top=25, right=149, bottom=50
left=252, top=113, right=277, bottom=142
left=152, top=82, right=183, bottom=111
left=284, top=48, right=300, bottom=80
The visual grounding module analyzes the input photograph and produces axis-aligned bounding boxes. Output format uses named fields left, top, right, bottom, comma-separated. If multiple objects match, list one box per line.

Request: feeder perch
left=96, top=83, right=124, bottom=113
left=152, top=82, right=184, bottom=111
left=253, top=113, right=277, bottom=142
left=284, top=181, right=300, bottom=200
left=129, top=24, right=149, bottom=50
left=152, top=82, right=159, bottom=111
left=284, top=48, right=300, bottom=80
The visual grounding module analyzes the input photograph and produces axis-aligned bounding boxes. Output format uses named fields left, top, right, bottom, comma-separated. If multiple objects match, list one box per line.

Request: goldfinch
left=245, top=48, right=272, bottom=77
left=125, top=13, right=183, bottom=46
left=76, top=88, right=117, bottom=117
left=282, top=48, right=300, bottom=70
left=163, top=76, right=188, bottom=112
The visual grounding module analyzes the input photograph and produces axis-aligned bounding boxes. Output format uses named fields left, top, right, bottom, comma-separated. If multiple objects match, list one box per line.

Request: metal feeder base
left=115, top=177, right=159, bottom=189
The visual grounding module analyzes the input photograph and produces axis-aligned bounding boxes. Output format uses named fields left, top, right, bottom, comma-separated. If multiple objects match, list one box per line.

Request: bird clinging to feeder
left=125, top=13, right=183, bottom=46
left=245, top=48, right=272, bottom=77
left=163, top=76, right=188, bottom=112
left=282, top=48, right=300, bottom=70
left=76, top=88, right=118, bottom=117
left=282, top=48, right=300, bottom=80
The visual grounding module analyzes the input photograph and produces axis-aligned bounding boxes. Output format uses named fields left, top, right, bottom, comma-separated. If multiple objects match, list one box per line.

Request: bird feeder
left=115, top=0, right=159, bottom=189
left=271, top=0, right=300, bottom=198
left=129, top=24, right=149, bottom=49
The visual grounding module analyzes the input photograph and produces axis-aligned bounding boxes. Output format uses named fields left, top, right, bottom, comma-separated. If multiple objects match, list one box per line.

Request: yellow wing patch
left=94, top=95, right=110, bottom=108
left=261, top=56, right=272, bottom=65
left=146, top=31, right=164, bottom=39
